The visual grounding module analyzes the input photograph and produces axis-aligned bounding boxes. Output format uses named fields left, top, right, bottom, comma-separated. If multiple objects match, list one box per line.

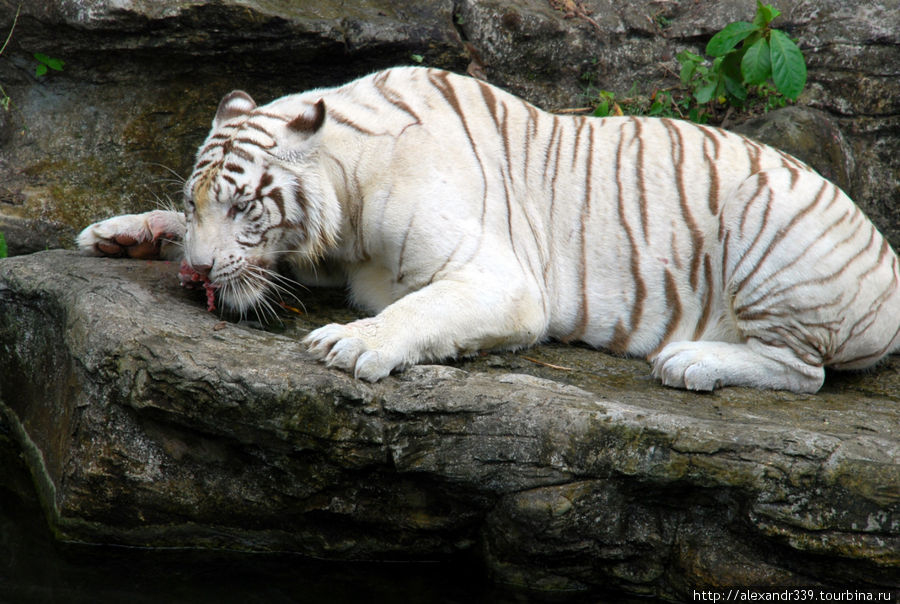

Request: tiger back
left=77, top=66, right=900, bottom=392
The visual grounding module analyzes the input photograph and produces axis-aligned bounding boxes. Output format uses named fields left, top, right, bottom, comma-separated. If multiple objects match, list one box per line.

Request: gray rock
left=0, top=0, right=898, bottom=254
left=1, top=251, right=898, bottom=598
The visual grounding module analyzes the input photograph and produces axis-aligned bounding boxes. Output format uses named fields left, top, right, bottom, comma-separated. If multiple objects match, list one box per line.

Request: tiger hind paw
left=651, top=340, right=824, bottom=393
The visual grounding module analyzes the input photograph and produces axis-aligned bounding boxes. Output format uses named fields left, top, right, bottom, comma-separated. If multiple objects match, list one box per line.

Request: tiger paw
left=77, top=210, right=186, bottom=260
left=652, top=341, right=731, bottom=391
left=304, top=320, right=404, bottom=381
left=651, top=340, right=824, bottom=393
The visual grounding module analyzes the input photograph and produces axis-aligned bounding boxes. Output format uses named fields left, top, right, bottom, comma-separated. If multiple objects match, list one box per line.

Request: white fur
left=77, top=67, right=900, bottom=391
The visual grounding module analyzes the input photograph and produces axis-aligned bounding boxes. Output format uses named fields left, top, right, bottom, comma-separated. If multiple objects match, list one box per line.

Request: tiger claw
left=303, top=321, right=400, bottom=381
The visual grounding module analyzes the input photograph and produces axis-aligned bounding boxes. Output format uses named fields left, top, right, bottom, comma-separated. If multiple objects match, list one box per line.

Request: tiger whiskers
left=217, top=262, right=308, bottom=324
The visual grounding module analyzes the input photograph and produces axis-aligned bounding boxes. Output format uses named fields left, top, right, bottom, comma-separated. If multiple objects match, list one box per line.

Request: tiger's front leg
left=304, top=272, right=548, bottom=381
left=77, top=210, right=186, bottom=260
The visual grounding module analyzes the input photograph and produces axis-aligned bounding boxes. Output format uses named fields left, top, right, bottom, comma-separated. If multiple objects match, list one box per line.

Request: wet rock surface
left=1, top=251, right=898, bottom=598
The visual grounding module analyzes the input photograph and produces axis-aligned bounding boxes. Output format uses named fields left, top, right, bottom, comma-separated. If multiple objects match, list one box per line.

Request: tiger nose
left=190, top=262, right=213, bottom=279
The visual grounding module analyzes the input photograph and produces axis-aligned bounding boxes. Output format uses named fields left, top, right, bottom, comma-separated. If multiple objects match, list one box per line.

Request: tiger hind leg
left=651, top=339, right=824, bottom=393
left=655, top=166, right=900, bottom=393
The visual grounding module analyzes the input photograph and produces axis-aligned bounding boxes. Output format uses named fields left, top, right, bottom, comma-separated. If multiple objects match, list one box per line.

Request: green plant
left=591, top=87, right=686, bottom=119
left=0, top=232, right=7, bottom=259
left=582, top=2, right=806, bottom=125
left=677, top=1, right=806, bottom=113
left=34, top=52, right=64, bottom=77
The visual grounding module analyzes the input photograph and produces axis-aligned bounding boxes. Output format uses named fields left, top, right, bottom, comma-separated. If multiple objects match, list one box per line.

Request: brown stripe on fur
left=428, top=69, right=489, bottom=222
left=693, top=254, right=715, bottom=339
left=745, top=137, right=763, bottom=174
left=524, top=104, right=540, bottom=173
left=244, top=121, right=274, bottom=137
left=832, top=282, right=900, bottom=366
left=607, top=320, right=630, bottom=353
left=559, top=121, right=595, bottom=343
left=661, top=119, right=704, bottom=291
left=478, top=81, right=501, bottom=130
left=234, top=136, right=275, bottom=150
left=227, top=144, right=255, bottom=162
left=633, top=118, right=649, bottom=239
left=649, top=268, right=684, bottom=356
left=372, top=71, right=423, bottom=132
left=704, top=138, right=720, bottom=215
left=329, top=107, right=379, bottom=136
left=721, top=230, right=731, bottom=286
left=734, top=179, right=830, bottom=295
left=697, top=124, right=722, bottom=158
left=736, top=208, right=869, bottom=313
left=395, top=213, right=416, bottom=283
left=571, top=117, right=587, bottom=171
left=542, top=116, right=561, bottom=182
left=609, top=120, right=647, bottom=350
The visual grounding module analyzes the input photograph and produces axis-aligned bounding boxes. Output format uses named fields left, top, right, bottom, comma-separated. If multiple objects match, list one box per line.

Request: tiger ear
left=287, top=99, right=326, bottom=134
left=276, top=100, right=326, bottom=159
left=214, top=90, right=257, bottom=128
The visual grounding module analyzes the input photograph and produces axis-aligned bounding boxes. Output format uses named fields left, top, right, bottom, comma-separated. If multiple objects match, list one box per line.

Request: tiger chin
left=77, top=67, right=900, bottom=393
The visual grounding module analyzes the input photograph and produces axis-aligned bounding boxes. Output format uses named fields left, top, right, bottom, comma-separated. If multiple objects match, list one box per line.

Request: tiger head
left=181, top=90, right=340, bottom=316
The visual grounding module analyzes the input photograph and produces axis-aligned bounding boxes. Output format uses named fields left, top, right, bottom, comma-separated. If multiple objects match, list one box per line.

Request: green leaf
left=724, top=72, right=747, bottom=102
left=694, top=76, right=719, bottom=104
left=34, top=52, right=64, bottom=76
left=0, top=231, right=7, bottom=259
left=741, top=37, right=772, bottom=85
left=679, top=60, right=696, bottom=86
left=706, top=21, right=758, bottom=57
left=754, top=1, right=781, bottom=28
left=593, top=99, right=610, bottom=117
left=410, top=53, right=424, bottom=64
left=688, top=107, right=709, bottom=124
left=769, top=29, right=806, bottom=100
left=677, top=50, right=703, bottom=64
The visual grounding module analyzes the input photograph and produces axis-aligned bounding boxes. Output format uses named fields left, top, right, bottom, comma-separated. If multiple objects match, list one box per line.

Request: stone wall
left=0, top=0, right=898, bottom=251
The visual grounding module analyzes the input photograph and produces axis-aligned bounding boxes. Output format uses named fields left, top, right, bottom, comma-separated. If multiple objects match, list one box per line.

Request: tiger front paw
left=77, top=210, right=186, bottom=260
left=303, top=319, right=405, bottom=382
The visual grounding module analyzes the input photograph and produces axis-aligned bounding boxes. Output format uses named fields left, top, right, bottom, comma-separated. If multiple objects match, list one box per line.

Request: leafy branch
left=677, top=1, right=806, bottom=121
left=585, top=2, right=807, bottom=125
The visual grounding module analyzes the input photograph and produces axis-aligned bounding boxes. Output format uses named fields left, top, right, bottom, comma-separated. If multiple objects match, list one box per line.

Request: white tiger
left=77, top=67, right=900, bottom=392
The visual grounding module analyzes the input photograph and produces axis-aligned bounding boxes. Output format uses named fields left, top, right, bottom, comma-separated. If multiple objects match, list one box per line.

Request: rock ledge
left=1, top=251, right=898, bottom=598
